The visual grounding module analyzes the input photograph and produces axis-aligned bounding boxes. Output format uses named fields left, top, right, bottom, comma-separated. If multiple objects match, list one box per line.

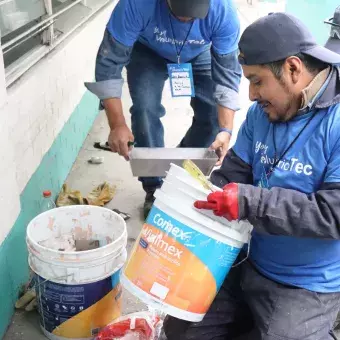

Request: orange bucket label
left=124, top=206, right=241, bottom=316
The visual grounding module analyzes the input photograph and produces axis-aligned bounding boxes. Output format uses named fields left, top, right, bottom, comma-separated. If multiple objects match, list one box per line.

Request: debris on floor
left=95, top=312, right=163, bottom=340
left=15, top=273, right=37, bottom=312
left=56, top=182, right=116, bottom=207
left=88, top=156, right=105, bottom=164
left=112, top=208, right=131, bottom=221
left=86, top=182, right=116, bottom=206
left=56, top=184, right=84, bottom=206
left=15, top=290, right=36, bottom=312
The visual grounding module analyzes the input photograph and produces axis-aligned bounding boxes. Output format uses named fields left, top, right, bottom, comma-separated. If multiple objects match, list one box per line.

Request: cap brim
left=325, top=38, right=340, bottom=54
left=304, top=45, right=340, bottom=65
left=170, top=0, right=209, bottom=19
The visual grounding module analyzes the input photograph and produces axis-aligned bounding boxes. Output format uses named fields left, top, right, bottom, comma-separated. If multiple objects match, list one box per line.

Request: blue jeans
left=126, top=42, right=219, bottom=192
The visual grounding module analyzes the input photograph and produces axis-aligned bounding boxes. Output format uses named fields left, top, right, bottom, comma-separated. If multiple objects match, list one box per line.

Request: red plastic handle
left=194, top=201, right=217, bottom=210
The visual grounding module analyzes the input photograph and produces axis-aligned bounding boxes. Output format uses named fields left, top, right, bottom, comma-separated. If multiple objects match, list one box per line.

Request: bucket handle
left=33, top=274, right=75, bottom=291
left=232, top=233, right=251, bottom=268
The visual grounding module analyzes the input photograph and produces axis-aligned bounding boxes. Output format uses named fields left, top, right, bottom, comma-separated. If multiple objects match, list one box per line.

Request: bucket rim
left=26, top=205, right=127, bottom=256
left=27, top=237, right=127, bottom=263
left=154, top=190, right=252, bottom=244
left=163, top=175, right=210, bottom=195
left=31, top=258, right=126, bottom=285
left=161, top=179, right=204, bottom=202
left=164, top=171, right=212, bottom=194
left=165, top=167, right=223, bottom=193
left=26, top=237, right=127, bottom=263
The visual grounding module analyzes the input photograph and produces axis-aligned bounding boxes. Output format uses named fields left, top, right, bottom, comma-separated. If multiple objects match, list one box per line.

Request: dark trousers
left=164, top=260, right=340, bottom=340
left=126, top=42, right=219, bottom=192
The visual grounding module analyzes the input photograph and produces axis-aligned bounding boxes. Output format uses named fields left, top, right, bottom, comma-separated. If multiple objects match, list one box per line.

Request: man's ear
left=284, top=56, right=303, bottom=84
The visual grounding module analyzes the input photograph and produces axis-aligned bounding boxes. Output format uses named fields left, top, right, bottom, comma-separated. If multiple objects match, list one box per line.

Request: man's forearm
left=238, top=183, right=340, bottom=239
left=103, top=98, right=126, bottom=130
left=218, top=104, right=235, bottom=131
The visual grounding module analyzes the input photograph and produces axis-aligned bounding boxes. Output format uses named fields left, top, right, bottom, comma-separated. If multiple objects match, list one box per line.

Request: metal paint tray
left=129, top=148, right=218, bottom=177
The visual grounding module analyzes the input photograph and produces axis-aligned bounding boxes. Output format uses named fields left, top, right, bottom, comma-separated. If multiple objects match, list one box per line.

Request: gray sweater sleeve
left=85, top=29, right=133, bottom=100
left=211, top=50, right=242, bottom=111
left=238, top=182, right=340, bottom=239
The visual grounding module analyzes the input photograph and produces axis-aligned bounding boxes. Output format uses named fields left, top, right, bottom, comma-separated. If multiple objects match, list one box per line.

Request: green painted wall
left=286, top=0, right=338, bottom=44
left=0, top=91, right=99, bottom=339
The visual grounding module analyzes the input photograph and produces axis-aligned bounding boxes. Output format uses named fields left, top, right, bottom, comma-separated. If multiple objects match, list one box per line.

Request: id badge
left=258, top=166, right=270, bottom=189
left=167, top=63, right=195, bottom=97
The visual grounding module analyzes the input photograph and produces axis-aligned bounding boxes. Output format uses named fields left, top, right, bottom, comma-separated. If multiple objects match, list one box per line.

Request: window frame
left=1, top=0, right=112, bottom=87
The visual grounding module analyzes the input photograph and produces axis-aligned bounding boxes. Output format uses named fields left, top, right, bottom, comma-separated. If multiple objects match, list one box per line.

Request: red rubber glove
left=194, top=183, right=239, bottom=221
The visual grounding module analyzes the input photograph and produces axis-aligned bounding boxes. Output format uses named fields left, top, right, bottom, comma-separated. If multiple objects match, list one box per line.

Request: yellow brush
left=183, top=160, right=214, bottom=192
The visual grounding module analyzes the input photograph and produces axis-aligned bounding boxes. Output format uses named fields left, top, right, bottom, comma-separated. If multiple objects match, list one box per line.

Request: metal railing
left=324, top=6, right=340, bottom=39
left=2, top=0, right=82, bottom=51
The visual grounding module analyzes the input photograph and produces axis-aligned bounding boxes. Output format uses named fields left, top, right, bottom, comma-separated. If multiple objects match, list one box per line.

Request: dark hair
left=264, top=53, right=329, bottom=79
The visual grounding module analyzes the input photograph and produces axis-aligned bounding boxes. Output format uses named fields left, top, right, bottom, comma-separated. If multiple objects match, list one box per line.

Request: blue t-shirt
left=106, top=0, right=240, bottom=63
left=233, top=102, right=340, bottom=293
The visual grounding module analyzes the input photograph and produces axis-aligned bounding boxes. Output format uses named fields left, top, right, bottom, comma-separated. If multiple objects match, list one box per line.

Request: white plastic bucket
left=122, top=164, right=252, bottom=322
left=27, top=205, right=127, bottom=340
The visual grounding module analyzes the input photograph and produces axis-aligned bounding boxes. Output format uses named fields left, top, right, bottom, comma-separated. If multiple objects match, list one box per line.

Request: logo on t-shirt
left=153, top=27, right=206, bottom=46
left=255, top=141, right=313, bottom=176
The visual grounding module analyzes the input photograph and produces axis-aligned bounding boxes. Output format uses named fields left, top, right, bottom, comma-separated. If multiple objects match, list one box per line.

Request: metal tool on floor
left=94, top=141, right=135, bottom=151
left=93, top=141, right=111, bottom=151
left=112, top=208, right=131, bottom=221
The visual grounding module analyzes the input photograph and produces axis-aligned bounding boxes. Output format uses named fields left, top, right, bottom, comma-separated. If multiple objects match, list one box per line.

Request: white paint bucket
left=26, top=206, right=127, bottom=340
left=122, top=164, right=253, bottom=322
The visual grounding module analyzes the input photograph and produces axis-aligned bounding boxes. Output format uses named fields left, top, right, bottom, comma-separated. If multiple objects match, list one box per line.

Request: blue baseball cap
left=239, top=12, right=340, bottom=66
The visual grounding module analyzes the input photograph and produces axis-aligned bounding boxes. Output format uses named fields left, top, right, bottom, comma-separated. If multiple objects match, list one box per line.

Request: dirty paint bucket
left=26, top=205, right=127, bottom=340
left=121, top=164, right=253, bottom=322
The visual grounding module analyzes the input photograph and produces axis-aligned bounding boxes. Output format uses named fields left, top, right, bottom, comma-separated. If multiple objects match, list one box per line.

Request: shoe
left=144, top=191, right=155, bottom=220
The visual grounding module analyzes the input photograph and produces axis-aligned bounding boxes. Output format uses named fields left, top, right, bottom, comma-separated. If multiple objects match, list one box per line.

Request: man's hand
left=108, top=123, right=134, bottom=161
left=103, top=98, right=134, bottom=160
left=194, top=183, right=239, bottom=221
left=210, top=131, right=232, bottom=166
left=211, top=105, right=235, bottom=165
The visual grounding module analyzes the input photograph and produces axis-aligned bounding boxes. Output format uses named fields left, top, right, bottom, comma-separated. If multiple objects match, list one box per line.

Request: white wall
left=0, top=49, right=5, bottom=107
left=0, top=3, right=115, bottom=245
left=0, top=47, right=20, bottom=243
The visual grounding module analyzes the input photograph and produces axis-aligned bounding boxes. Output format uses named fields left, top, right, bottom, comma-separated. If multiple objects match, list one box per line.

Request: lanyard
left=169, top=15, right=194, bottom=64
left=267, top=111, right=318, bottom=177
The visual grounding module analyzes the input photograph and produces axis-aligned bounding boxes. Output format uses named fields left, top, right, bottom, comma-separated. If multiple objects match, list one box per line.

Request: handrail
left=0, top=0, right=14, bottom=6
left=3, top=20, right=55, bottom=54
left=325, top=17, right=340, bottom=28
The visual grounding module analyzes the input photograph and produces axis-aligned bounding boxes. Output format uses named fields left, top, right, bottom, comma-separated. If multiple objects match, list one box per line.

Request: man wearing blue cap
left=85, top=0, right=241, bottom=218
left=164, top=12, right=340, bottom=340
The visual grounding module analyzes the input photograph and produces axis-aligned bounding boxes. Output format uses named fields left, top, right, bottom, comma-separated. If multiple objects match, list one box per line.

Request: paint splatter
left=47, top=217, right=55, bottom=231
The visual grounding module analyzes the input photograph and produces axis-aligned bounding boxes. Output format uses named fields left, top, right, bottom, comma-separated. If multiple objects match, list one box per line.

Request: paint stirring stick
left=182, top=160, right=215, bottom=192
